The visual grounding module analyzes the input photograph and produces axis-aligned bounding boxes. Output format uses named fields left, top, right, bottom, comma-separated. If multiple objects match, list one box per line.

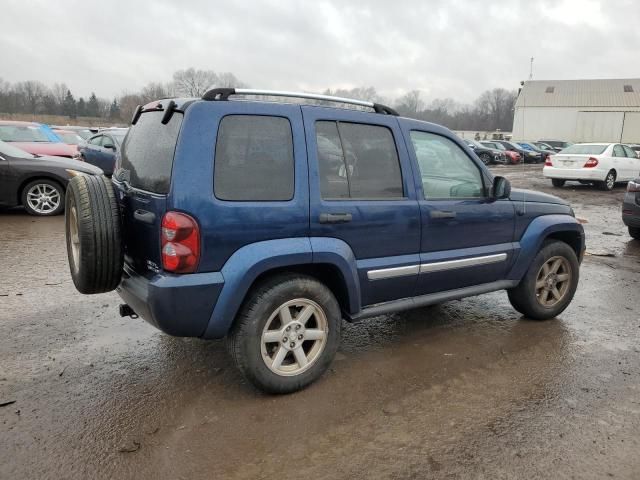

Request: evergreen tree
left=87, top=92, right=99, bottom=117
left=63, top=90, right=76, bottom=118
left=108, top=98, right=121, bottom=120
left=76, top=97, right=86, bottom=117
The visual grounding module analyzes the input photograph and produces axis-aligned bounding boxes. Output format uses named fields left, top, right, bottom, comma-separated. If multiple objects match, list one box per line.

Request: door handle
left=319, top=213, right=352, bottom=224
left=430, top=210, right=456, bottom=219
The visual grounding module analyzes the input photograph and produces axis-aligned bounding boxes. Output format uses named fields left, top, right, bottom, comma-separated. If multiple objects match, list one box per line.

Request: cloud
left=0, top=0, right=638, bottom=103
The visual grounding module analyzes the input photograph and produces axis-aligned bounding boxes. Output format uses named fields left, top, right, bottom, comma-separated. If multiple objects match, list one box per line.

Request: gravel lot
left=1, top=164, right=639, bottom=479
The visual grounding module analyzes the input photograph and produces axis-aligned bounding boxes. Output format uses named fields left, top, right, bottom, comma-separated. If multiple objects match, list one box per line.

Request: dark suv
left=65, top=88, right=585, bottom=393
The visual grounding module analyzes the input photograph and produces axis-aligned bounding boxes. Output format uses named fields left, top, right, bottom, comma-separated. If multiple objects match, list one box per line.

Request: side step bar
left=345, top=280, right=519, bottom=322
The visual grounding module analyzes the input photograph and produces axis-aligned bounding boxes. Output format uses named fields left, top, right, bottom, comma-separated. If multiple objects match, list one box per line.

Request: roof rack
left=201, top=88, right=399, bottom=116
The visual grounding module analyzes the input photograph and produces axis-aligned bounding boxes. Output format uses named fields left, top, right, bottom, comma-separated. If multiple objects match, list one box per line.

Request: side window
left=214, top=115, right=294, bottom=201
left=410, top=131, right=485, bottom=199
left=613, top=145, right=625, bottom=157
left=316, top=121, right=403, bottom=199
left=622, top=145, right=637, bottom=158
left=89, top=135, right=102, bottom=146
left=316, top=121, right=349, bottom=199
left=101, top=136, right=115, bottom=148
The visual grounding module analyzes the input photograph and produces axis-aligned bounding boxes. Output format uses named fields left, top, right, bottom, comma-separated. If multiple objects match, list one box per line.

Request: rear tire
left=599, top=170, right=616, bottom=191
left=65, top=175, right=123, bottom=294
left=508, top=240, right=579, bottom=320
left=630, top=226, right=640, bottom=240
left=551, top=179, right=565, bottom=188
left=227, top=273, right=341, bottom=394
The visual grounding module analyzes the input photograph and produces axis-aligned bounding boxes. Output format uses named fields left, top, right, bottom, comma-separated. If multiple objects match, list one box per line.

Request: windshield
left=483, top=142, right=504, bottom=150
left=0, top=125, right=50, bottom=142
left=518, top=143, right=534, bottom=151
left=560, top=144, right=608, bottom=155
left=0, top=139, right=36, bottom=158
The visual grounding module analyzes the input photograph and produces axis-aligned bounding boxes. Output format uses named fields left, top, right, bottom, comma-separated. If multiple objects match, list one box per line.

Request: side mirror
left=492, top=176, right=511, bottom=200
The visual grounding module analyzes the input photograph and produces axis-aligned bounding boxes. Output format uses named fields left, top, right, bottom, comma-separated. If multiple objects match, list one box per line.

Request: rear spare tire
left=65, top=175, right=123, bottom=294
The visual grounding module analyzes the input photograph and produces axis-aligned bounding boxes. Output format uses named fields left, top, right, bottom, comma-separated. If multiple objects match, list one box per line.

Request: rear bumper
left=117, top=264, right=224, bottom=337
left=543, top=166, right=605, bottom=181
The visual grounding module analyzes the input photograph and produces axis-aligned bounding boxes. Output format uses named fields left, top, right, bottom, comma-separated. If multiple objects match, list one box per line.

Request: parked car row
left=0, top=139, right=102, bottom=215
left=0, top=119, right=129, bottom=216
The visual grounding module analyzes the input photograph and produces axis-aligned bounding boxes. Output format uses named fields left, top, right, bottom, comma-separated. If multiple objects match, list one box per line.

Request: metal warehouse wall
left=512, top=106, right=640, bottom=143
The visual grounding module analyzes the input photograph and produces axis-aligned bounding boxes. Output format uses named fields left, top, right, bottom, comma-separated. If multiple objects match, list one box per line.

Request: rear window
left=214, top=115, right=294, bottom=201
left=119, top=111, right=183, bottom=193
left=560, top=144, right=607, bottom=155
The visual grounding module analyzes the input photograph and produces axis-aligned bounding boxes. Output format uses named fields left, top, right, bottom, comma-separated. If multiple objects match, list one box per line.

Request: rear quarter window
left=214, top=115, right=294, bottom=201
left=120, top=111, right=183, bottom=194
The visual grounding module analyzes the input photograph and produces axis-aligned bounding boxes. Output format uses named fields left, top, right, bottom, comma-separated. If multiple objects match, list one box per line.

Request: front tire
left=508, top=240, right=579, bottom=320
left=21, top=179, right=64, bottom=216
left=551, top=179, right=565, bottom=188
left=479, top=153, right=491, bottom=165
left=227, top=273, right=342, bottom=394
left=630, top=226, right=640, bottom=240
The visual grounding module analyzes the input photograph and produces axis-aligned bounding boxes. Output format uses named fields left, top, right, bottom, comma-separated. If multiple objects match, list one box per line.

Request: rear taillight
left=583, top=157, right=599, bottom=168
left=545, top=157, right=553, bottom=166
left=628, top=180, right=640, bottom=192
left=161, top=212, right=200, bottom=273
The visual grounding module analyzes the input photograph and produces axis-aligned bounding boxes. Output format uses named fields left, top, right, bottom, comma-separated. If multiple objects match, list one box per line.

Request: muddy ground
left=1, top=164, right=639, bottom=479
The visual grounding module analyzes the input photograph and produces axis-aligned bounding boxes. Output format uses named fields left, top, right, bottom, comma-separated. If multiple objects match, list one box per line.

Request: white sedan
left=543, top=143, right=640, bottom=191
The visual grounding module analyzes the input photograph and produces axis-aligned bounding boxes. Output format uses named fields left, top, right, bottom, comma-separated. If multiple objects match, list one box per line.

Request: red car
left=0, top=121, right=77, bottom=158
left=480, top=141, right=522, bottom=164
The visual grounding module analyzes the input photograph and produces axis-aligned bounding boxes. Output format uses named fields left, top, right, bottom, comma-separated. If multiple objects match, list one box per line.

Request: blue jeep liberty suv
left=65, top=88, right=585, bottom=393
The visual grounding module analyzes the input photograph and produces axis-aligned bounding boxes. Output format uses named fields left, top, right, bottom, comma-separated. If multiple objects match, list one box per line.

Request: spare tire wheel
left=65, top=175, right=123, bottom=294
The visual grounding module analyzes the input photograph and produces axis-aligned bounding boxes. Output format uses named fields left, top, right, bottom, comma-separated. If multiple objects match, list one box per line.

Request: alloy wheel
left=26, top=183, right=60, bottom=214
left=535, top=256, right=572, bottom=307
left=260, top=298, right=328, bottom=376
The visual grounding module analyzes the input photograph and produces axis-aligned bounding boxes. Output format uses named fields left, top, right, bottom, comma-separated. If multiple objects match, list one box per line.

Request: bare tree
left=141, top=82, right=173, bottom=102
left=172, top=68, right=218, bottom=97
left=217, top=72, right=246, bottom=88
left=52, top=83, right=69, bottom=114
left=396, top=90, right=423, bottom=116
left=15, top=81, right=48, bottom=115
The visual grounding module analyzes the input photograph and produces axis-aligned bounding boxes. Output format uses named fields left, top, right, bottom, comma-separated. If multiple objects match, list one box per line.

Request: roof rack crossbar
left=201, top=88, right=398, bottom=115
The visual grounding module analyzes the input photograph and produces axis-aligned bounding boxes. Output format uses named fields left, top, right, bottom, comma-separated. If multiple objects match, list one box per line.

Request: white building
left=512, top=78, right=640, bottom=143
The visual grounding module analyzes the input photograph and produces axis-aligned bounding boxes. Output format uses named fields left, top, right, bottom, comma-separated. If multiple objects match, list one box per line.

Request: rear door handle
left=430, top=210, right=456, bottom=219
left=319, top=213, right=352, bottom=224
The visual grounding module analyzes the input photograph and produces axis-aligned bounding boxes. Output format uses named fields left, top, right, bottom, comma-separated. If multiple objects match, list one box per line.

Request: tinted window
left=214, top=115, right=294, bottom=201
left=316, top=121, right=403, bottom=199
left=410, top=131, right=485, bottom=199
left=316, top=121, right=349, bottom=199
left=119, top=111, right=183, bottom=194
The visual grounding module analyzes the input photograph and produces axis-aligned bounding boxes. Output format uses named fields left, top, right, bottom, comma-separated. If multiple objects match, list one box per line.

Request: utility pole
left=529, top=57, right=534, bottom=80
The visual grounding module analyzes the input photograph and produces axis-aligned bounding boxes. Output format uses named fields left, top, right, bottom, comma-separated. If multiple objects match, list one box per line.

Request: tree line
left=0, top=68, right=517, bottom=131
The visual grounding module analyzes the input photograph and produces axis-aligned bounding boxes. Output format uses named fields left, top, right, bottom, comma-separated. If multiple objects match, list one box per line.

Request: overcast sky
left=1, top=0, right=638, bottom=104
